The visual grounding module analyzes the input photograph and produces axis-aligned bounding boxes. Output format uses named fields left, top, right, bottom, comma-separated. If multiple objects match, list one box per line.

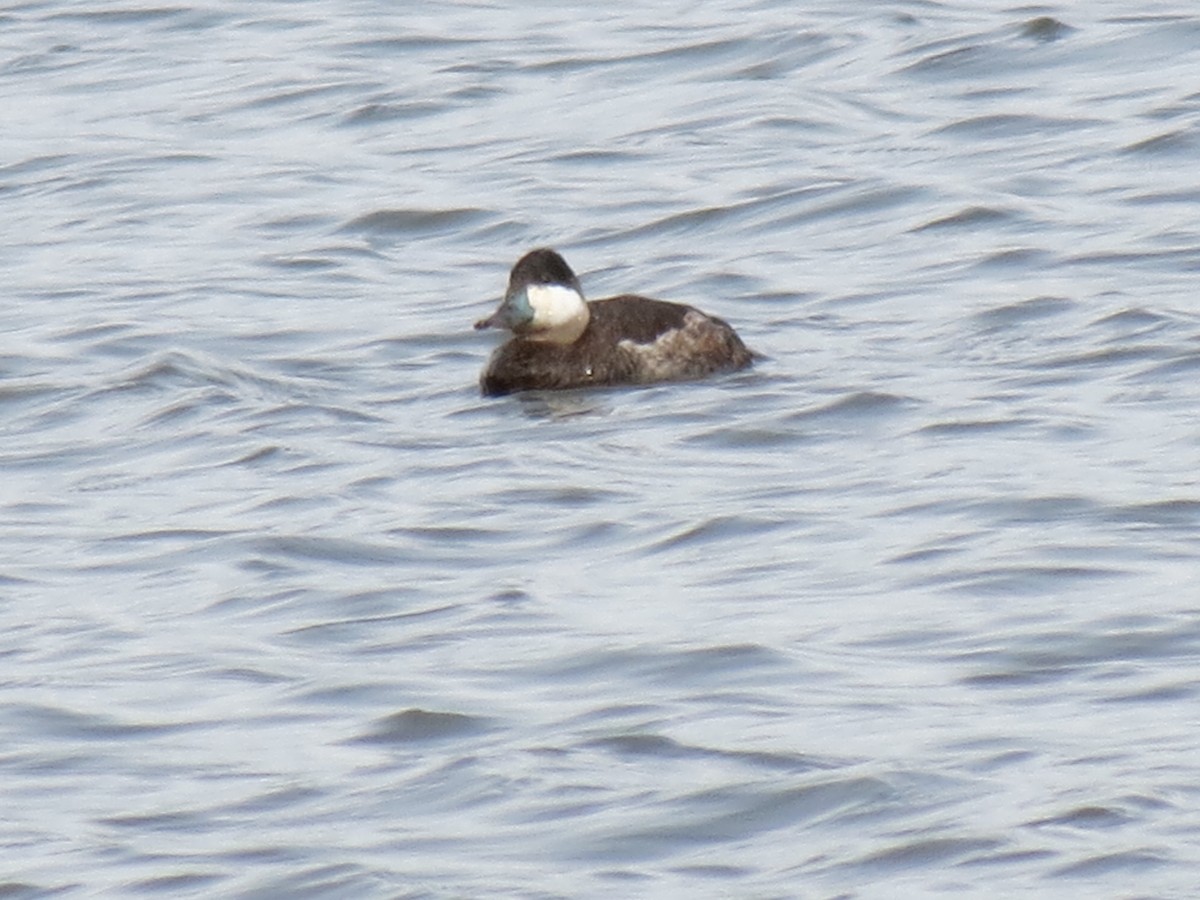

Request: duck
left=474, top=248, right=755, bottom=396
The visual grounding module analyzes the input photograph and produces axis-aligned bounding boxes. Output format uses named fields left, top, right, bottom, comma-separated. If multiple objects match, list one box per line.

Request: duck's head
left=474, top=248, right=590, bottom=344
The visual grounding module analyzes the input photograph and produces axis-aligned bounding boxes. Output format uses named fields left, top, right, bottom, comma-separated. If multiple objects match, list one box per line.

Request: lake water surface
left=4, top=2, right=1200, bottom=897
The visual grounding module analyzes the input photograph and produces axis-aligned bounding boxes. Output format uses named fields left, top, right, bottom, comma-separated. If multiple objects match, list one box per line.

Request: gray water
left=4, top=2, right=1200, bottom=897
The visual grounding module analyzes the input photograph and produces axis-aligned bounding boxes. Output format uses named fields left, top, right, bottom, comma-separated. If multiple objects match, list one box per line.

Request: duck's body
left=475, top=249, right=754, bottom=397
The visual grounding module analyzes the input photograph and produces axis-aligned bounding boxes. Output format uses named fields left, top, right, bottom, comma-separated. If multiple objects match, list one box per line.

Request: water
left=4, top=2, right=1200, bottom=896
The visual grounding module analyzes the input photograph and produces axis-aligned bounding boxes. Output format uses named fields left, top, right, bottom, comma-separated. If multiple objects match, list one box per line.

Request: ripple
left=251, top=535, right=404, bottom=567
left=912, top=205, right=1014, bottom=232
left=46, top=7, right=190, bottom=25
left=899, top=43, right=990, bottom=78
left=532, top=643, right=791, bottom=690
left=933, top=113, right=1100, bottom=139
left=1131, top=351, right=1200, bottom=382
left=1029, top=805, right=1134, bottom=829
left=955, top=617, right=1200, bottom=687
left=584, top=733, right=833, bottom=775
left=354, top=709, right=494, bottom=745
left=340, top=99, right=448, bottom=126
left=1123, top=129, right=1198, bottom=155
left=1033, top=344, right=1170, bottom=371
left=126, top=872, right=225, bottom=894
left=970, top=295, right=1075, bottom=330
left=684, top=423, right=810, bottom=449
left=1050, top=850, right=1167, bottom=878
left=645, top=515, right=786, bottom=554
left=1106, top=499, right=1200, bottom=527
left=340, top=207, right=491, bottom=237
left=917, top=417, right=1031, bottom=437
left=9, top=704, right=199, bottom=742
left=785, top=391, right=911, bottom=424
left=578, top=776, right=893, bottom=862
left=942, top=565, right=1128, bottom=600
left=1020, top=16, right=1074, bottom=43
left=0, top=882, right=57, bottom=898
left=856, top=836, right=1003, bottom=871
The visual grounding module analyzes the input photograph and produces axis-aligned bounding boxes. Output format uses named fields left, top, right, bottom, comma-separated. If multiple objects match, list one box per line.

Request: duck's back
left=480, top=295, right=753, bottom=396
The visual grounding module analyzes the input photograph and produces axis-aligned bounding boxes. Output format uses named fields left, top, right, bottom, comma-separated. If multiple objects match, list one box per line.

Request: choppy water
left=5, top=2, right=1200, bottom=897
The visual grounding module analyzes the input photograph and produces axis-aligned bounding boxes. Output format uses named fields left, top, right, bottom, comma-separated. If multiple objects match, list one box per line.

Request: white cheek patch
left=525, top=282, right=585, bottom=331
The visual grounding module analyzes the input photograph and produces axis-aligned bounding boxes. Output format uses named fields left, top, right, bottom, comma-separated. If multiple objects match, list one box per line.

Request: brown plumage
left=480, top=295, right=754, bottom=396
left=476, top=249, right=755, bottom=397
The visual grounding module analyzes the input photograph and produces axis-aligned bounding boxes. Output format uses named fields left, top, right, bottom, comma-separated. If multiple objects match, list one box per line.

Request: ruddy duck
left=475, top=248, right=755, bottom=396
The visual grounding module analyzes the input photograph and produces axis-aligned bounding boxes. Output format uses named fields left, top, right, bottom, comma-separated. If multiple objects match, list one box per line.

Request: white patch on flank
left=619, top=311, right=718, bottom=380
left=526, top=283, right=589, bottom=344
